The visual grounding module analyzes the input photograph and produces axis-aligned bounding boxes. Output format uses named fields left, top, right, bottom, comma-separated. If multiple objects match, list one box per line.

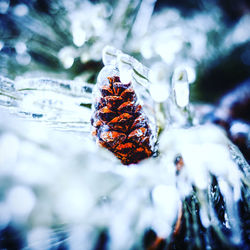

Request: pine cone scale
left=92, top=75, right=154, bottom=165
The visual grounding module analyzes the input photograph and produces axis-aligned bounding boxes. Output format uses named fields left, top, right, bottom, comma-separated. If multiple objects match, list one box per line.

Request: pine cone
left=91, top=75, right=154, bottom=165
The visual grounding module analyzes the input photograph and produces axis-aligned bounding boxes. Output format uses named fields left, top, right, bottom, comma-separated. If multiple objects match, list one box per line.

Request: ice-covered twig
left=15, top=77, right=93, bottom=98
left=0, top=76, right=93, bottom=132
left=102, top=45, right=150, bottom=89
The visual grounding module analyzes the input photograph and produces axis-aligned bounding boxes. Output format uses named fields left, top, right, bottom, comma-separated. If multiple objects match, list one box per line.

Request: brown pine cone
left=91, top=75, right=154, bottom=165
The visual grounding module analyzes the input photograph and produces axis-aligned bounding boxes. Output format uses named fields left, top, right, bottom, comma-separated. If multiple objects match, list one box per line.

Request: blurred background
left=0, top=0, right=250, bottom=102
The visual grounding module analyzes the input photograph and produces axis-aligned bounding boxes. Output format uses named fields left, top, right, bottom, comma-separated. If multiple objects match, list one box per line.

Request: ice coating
left=0, top=43, right=249, bottom=249
left=92, top=71, right=155, bottom=165
left=159, top=124, right=246, bottom=245
left=0, top=76, right=93, bottom=132
left=91, top=47, right=157, bottom=165
left=102, top=46, right=157, bottom=135
left=102, top=45, right=150, bottom=89
left=0, top=106, right=249, bottom=249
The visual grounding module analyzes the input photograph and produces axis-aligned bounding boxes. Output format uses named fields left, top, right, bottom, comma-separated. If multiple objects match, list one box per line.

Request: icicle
left=151, top=185, right=180, bottom=237
left=102, top=45, right=150, bottom=89
left=172, top=68, right=189, bottom=108
left=218, top=178, right=242, bottom=245
left=165, top=67, right=193, bottom=127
